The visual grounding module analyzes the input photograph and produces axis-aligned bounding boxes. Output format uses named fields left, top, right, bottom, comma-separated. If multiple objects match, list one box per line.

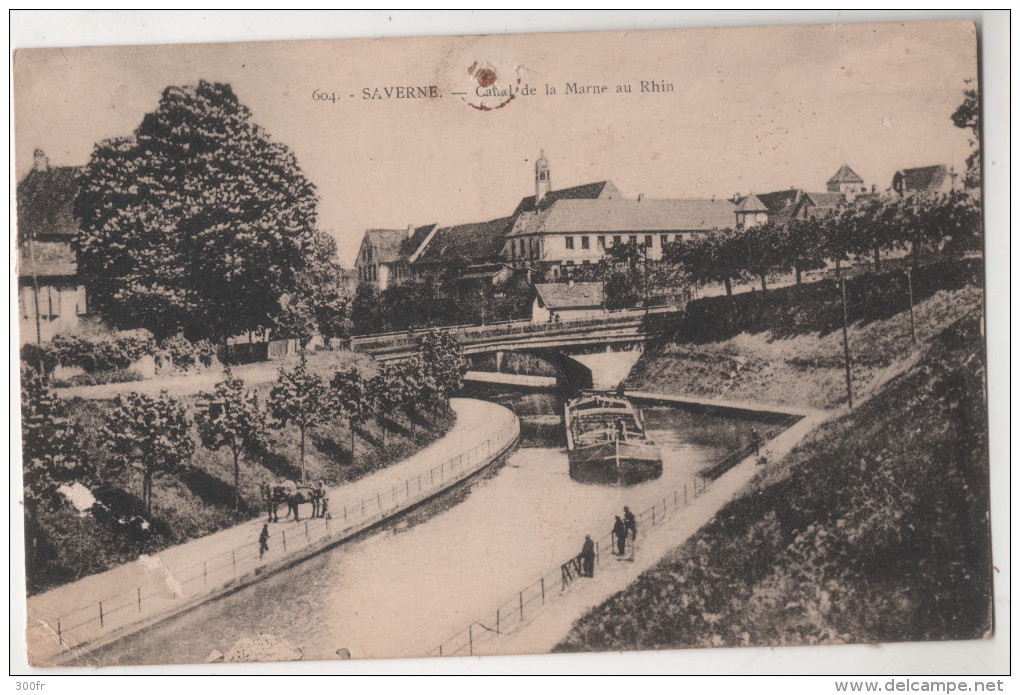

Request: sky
left=13, top=20, right=978, bottom=267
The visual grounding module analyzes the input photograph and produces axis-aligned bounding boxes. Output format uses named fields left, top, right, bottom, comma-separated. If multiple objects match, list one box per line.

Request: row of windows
left=565, top=233, right=683, bottom=250
left=19, top=285, right=87, bottom=320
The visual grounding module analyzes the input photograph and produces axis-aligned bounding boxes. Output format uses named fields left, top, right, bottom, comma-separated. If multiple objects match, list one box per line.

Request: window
left=660, top=234, right=669, bottom=247
left=564, top=236, right=574, bottom=250
left=613, top=235, right=622, bottom=246
left=582, top=260, right=590, bottom=265
left=552, top=267, right=559, bottom=278
left=519, top=239, right=525, bottom=256
left=565, top=260, right=575, bottom=266
left=644, top=235, right=653, bottom=247
left=581, top=236, right=590, bottom=250
left=598, top=236, right=606, bottom=249
left=629, top=235, right=638, bottom=245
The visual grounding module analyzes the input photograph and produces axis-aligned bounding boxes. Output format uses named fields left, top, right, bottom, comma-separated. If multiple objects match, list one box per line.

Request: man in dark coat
left=612, top=516, right=627, bottom=556
left=259, top=523, right=270, bottom=560
left=751, top=427, right=762, bottom=456
left=579, top=535, right=595, bottom=577
left=624, top=506, right=637, bottom=542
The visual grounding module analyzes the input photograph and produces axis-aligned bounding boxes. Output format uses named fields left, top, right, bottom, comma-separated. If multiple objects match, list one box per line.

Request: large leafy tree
left=74, top=80, right=321, bottom=341
left=369, top=366, right=405, bottom=448
left=740, top=219, right=790, bottom=293
left=267, top=357, right=327, bottom=483
left=104, top=391, right=194, bottom=514
left=195, top=370, right=266, bottom=510
left=417, top=329, right=466, bottom=407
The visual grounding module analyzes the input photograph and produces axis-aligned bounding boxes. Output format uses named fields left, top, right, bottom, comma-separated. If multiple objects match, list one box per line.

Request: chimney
left=32, top=148, right=48, bottom=172
left=637, top=193, right=643, bottom=202
left=871, top=184, right=876, bottom=193
left=711, top=194, right=716, bottom=202
left=407, top=223, right=415, bottom=239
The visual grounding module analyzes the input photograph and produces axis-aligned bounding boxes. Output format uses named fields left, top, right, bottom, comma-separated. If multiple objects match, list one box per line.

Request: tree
left=267, top=357, right=327, bottom=483
left=21, top=368, right=88, bottom=564
left=951, top=83, right=981, bottom=189
left=195, top=369, right=266, bottom=510
left=740, top=220, right=789, bottom=293
left=663, top=231, right=741, bottom=297
left=417, top=329, right=466, bottom=407
left=104, top=391, right=194, bottom=514
left=74, top=80, right=321, bottom=341
left=392, top=359, right=425, bottom=439
left=369, top=366, right=405, bottom=448
left=271, top=294, right=319, bottom=346
left=352, top=282, right=385, bottom=334
left=816, top=208, right=854, bottom=274
left=329, top=367, right=370, bottom=457
left=785, top=217, right=826, bottom=285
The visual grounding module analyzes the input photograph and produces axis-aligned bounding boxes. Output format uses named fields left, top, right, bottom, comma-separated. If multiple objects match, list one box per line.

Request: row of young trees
left=21, top=330, right=467, bottom=539
left=568, top=188, right=983, bottom=304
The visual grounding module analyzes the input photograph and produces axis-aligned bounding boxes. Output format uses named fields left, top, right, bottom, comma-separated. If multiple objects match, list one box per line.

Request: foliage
left=49, top=369, right=144, bottom=389
left=195, top=370, right=267, bottom=509
left=23, top=329, right=157, bottom=375
left=951, top=84, right=981, bottom=189
left=267, top=357, right=327, bottom=482
left=73, top=80, right=321, bottom=341
left=352, top=282, right=385, bottom=334
left=416, top=329, right=467, bottom=406
left=103, top=391, right=194, bottom=514
left=329, top=367, right=372, bottom=455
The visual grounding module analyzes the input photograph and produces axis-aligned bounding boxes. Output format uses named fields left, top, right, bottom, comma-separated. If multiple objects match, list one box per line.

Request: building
left=532, top=281, right=605, bottom=323
left=503, top=154, right=734, bottom=279
left=412, top=216, right=515, bottom=286
left=827, top=164, right=868, bottom=198
left=353, top=223, right=436, bottom=291
left=16, top=149, right=88, bottom=345
left=891, top=165, right=953, bottom=197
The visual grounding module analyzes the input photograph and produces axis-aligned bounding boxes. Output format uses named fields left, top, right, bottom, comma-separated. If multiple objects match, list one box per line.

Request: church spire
left=535, top=150, right=551, bottom=204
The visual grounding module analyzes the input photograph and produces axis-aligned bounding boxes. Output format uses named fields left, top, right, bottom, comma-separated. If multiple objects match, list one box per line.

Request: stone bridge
left=360, top=315, right=673, bottom=390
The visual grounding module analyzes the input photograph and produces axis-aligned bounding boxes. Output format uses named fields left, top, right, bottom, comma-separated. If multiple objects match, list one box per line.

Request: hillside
left=555, top=312, right=991, bottom=652
left=628, top=261, right=983, bottom=410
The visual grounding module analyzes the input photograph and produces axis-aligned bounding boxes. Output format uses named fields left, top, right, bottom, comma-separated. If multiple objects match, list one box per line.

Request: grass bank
left=26, top=350, right=456, bottom=596
left=628, top=261, right=983, bottom=410
left=555, top=311, right=990, bottom=652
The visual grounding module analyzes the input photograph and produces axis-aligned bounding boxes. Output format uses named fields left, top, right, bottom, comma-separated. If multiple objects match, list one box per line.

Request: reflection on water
left=88, top=386, right=776, bottom=665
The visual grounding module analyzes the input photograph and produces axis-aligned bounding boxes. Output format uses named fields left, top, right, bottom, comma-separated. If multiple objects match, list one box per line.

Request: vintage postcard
left=14, top=18, right=994, bottom=671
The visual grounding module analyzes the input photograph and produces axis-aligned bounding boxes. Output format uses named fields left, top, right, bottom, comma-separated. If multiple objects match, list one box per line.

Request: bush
left=155, top=334, right=219, bottom=374
left=22, top=329, right=156, bottom=375
left=50, top=369, right=144, bottom=388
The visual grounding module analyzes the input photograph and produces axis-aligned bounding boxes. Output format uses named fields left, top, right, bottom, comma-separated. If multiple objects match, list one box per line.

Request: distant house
left=412, top=216, right=515, bottom=286
left=353, top=223, right=437, bottom=291
left=16, top=149, right=88, bottom=345
left=891, top=165, right=953, bottom=197
left=827, top=164, right=868, bottom=198
left=532, top=281, right=605, bottom=324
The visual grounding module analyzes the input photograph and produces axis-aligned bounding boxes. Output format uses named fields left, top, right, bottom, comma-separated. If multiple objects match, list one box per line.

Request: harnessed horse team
left=260, top=480, right=329, bottom=523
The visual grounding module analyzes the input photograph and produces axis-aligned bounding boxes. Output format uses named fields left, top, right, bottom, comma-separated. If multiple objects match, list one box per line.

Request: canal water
left=85, top=386, right=775, bottom=665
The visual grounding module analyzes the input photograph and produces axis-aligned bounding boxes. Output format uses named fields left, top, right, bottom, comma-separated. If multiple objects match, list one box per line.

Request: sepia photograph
left=10, top=10, right=1007, bottom=679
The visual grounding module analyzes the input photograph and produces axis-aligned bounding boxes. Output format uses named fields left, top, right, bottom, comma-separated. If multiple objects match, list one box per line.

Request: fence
left=40, top=413, right=520, bottom=663
left=429, top=417, right=796, bottom=657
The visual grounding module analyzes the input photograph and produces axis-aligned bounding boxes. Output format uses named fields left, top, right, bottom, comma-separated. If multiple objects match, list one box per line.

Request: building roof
left=16, top=164, right=82, bottom=243
left=827, top=165, right=864, bottom=185
left=803, top=191, right=846, bottom=209
left=893, top=165, right=950, bottom=194
left=511, top=180, right=620, bottom=216
left=361, top=224, right=436, bottom=264
left=414, top=217, right=514, bottom=266
left=735, top=192, right=769, bottom=213
left=509, top=198, right=736, bottom=236
left=535, top=282, right=605, bottom=310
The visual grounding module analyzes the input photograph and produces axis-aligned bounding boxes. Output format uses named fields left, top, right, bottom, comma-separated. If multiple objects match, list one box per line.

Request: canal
left=85, top=386, right=777, bottom=665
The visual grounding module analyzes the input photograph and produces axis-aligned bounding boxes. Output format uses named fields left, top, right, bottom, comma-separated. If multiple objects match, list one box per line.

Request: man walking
left=612, top=515, right=627, bottom=556
left=579, top=535, right=595, bottom=578
left=259, top=523, right=270, bottom=560
left=751, top=427, right=762, bottom=456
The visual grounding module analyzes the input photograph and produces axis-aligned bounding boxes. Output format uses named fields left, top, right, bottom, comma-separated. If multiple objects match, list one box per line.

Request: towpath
left=26, top=398, right=518, bottom=666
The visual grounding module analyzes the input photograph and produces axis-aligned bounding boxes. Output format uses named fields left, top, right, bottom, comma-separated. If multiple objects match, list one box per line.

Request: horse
left=261, top=481, right=325, bottom=522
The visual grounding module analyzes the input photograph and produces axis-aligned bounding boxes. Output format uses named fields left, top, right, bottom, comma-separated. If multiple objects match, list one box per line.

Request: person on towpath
left=624, top=506, right=637, bottom=542
left=612, top=516, right=627, bottom=556
left=751, top=427, right=762, bottom=457
left=259, top=523, right=270, bottom=560
left=579, top=535, right=595, bottom=578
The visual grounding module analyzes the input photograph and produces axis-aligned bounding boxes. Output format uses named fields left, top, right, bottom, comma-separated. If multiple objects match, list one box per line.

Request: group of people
left=577, top=506, right=638, bottom=578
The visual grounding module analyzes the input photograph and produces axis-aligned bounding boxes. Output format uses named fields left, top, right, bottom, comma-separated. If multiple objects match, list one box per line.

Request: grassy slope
left=627, top=283, right=982, bottom=410
left=555, top=312, right=990, bottom=652
left=27, top=350, right=456, bottom=595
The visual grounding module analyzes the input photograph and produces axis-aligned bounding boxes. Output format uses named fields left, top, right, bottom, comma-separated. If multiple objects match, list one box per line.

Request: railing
left=39, top=413, right=521, bottom=662
left=430, top=418, right=797, bottom=657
